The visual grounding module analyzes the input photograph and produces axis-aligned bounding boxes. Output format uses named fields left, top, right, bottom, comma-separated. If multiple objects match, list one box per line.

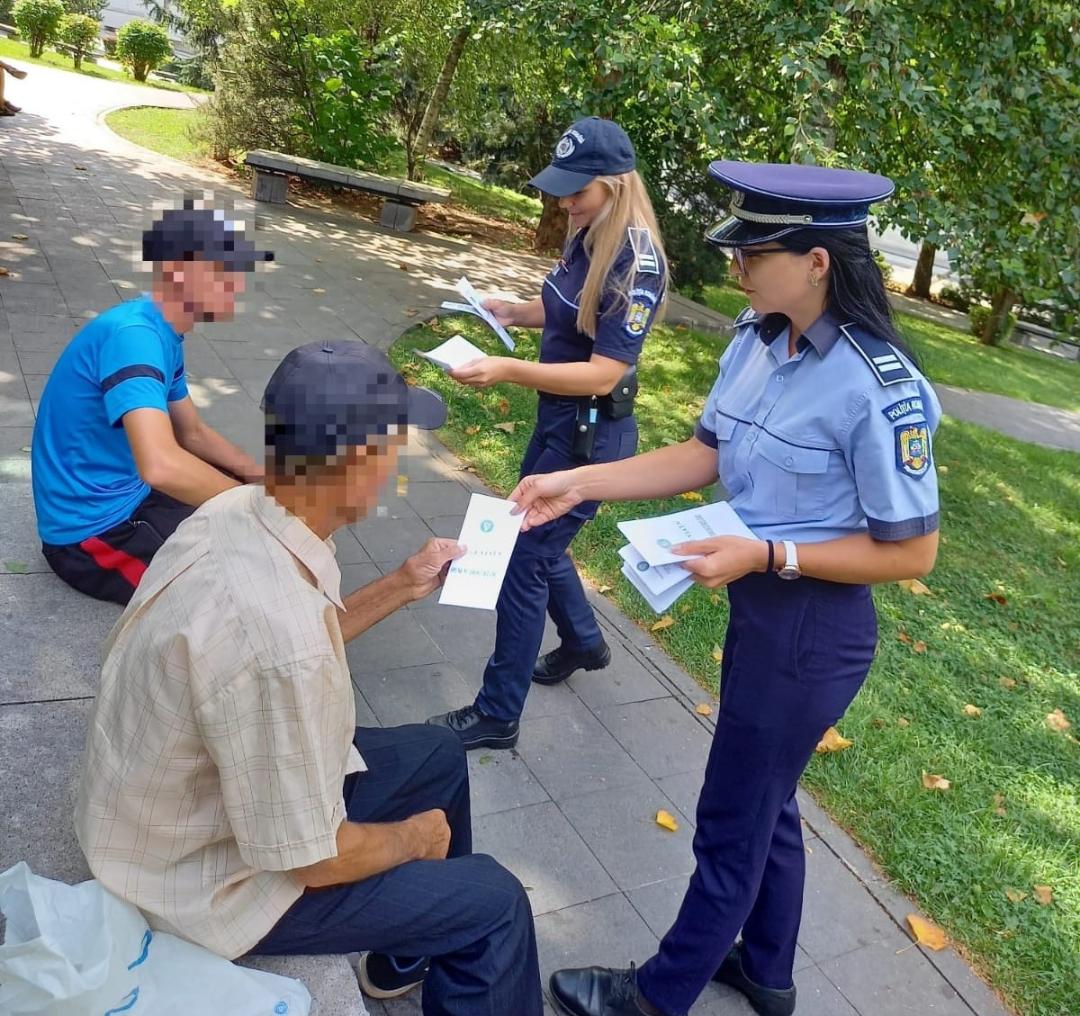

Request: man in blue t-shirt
left=32, top=204, right=273, bottom=604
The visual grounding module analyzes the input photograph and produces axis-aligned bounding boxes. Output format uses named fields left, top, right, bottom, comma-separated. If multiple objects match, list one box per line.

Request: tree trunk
left=408, top=22, right=470, bottom=181
left=980, top=287, right=1017, bottom=346
left=906, top=241, right=936, bottom=299
left=533, top=192, right=567, bottom=253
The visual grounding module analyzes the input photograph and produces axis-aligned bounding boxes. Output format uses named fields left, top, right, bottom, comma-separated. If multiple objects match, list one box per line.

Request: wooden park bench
left=245, top=149, right=451, bottom=232
left=1012, top=318, right=1080, bottom=362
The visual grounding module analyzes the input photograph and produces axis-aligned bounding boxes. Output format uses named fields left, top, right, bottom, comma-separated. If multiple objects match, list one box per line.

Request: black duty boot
left=532, top=639, right=612, bottom=685
left=426, top=703, right=519, bottom=751
left=712, top=944, right=796, bottom=1016
left=550, top=963, right=664, bottom=1015
left=356, top=952, right=429, bottom=999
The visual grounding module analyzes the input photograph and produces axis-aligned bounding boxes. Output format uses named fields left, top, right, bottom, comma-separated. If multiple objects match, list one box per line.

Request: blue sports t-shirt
left=31, top=296, right=188, bottom=545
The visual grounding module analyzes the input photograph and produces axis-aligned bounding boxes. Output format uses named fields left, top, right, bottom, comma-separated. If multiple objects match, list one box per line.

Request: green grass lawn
left=105, top=106, right=210, bottom=163
left=702, top=282, right=1080, bottom=412
left=0, top=37, right=206, bottom=93
left=391, top=315, right=1079, bottom=1016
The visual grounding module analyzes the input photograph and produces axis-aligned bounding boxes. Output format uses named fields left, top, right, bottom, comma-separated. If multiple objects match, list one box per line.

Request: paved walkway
left=0, top=66, right=1015, bottom=1016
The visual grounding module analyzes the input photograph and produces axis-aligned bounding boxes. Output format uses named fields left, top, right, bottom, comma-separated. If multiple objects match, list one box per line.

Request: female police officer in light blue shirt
left=510, top=162, right=941, bottom=1016
left=428, top=118, right=668, bottom=751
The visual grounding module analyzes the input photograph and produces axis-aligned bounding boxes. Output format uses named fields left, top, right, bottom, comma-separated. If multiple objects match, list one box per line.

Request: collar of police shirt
left=746, top=309, right=844, bottom=357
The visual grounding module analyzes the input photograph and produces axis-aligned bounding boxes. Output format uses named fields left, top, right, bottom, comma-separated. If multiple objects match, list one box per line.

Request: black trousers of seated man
left=249, top=724, right=543, bottom=1016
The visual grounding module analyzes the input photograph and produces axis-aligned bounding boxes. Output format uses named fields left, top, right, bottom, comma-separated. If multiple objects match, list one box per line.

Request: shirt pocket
left=755, top=433, right=833, bottom=521
left=712, top=413, right=743, bottom=500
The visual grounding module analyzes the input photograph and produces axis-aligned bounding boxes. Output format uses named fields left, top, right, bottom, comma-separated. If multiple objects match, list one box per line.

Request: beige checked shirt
left=75, top=485, right=364, bottom=959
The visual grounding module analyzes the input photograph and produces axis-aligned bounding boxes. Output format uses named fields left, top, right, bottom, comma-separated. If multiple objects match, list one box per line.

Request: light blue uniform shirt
left=694, top=308, right=940, bottom=543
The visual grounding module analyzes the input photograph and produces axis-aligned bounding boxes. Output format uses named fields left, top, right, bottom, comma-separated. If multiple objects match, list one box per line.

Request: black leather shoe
left=550, top=963, right=660, bottom=1015
left=712, top=944, right=796, bottom=1016
left=426, top=704, right=519, bottom=750
left=533, top=640, right=612, bottom=685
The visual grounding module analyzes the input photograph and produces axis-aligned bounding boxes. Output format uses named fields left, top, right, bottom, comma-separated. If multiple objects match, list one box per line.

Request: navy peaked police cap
left=704, top=161, right=895, bottom=247
left=529, top=117, right=637, bottom=197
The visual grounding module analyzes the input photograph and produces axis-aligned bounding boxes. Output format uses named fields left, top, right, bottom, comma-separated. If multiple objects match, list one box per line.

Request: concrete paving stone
left=594, top=697, right=713, bottom=779
left=533, top=892, right=659, bottom=988
left=24, top=373, right=48, bottom=405
left=335, top=527, right=373, bottom=566
left=565, top=637, right=669, bottom=709
left=697, top=964, right=853, bottom=1016
left=797, top=842, right=898, bottom=964
left=345, top=608, right=445, bottom=676
left=367, top=490, right=421, bottom=521
left=0, top=699, right=94, bottom=882
left=395, top=448, right=462, bottom=483
left=351, top=515, right=433, bottom=566
left=473, top=801, right=616, bottom=916
left=559, top=779, right=696, bottom=890
left=403, top=480, right=472, bottom=519
left=42, top=255, right=109, bottom=279
left=0, top=482, right=47, bottom=571
left=0, top=388, right=34, bottom=427
left=339, top=561, right=382, bottom=595
left=422, top=513, right=465, bottom=539
left=517, top=700, right=647, bottom=802
left=352, top=687, right=381, bottom=728
left=520, top=676, right=581, bottom=721
left=653, top=770, right=705, bottom=828
left=466, top=747, right=550, bottom=818
left=411, top=603, right=497, bottom=667
left=14, top=347, right=60, bottom=376
left=0, top=426, right=33, bottom=484
left=0, top=573, right=120, bottom=703
left=360, top=661, right=474, bottom=728
left=9, top=315, right=82, bottom=345
left=238, top=954, right=369, bottom=1016
left=819, top=939, right=970, bottom=1015
left=0, top=288, right=69, bottom=316
left=625, top=875, right=690, bottom=939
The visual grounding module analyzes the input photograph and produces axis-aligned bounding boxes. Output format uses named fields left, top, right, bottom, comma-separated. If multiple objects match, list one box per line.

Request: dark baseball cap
left=528, top=117, right=637, bottom=197
left=262, top=341, right=447, bottom=459
left=142, top=206, right=274, bottom=271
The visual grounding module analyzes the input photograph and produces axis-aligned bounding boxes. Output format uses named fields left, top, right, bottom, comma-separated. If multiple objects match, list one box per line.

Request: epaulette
left=732, top=305, right=759, bottom=329
left=627, top=227, right=660, bottom=275
left=840, top=324, right=915, bottom=386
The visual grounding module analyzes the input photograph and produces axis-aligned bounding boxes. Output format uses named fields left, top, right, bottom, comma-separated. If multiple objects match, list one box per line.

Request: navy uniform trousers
left=250, top=724, right=543, bottom=1016
left=636, top=571, right=878, bottom=1016
left=475, top=399, right=637, bottom=722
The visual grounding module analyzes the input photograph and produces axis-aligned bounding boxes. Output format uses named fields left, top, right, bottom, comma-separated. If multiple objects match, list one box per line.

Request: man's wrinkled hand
left=400, top=537, right=465, bottom=600
left=405, top=808, right=451, bottom=861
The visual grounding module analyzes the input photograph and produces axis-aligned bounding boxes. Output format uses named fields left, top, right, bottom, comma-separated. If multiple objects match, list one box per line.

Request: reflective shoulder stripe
left=627, top=227, right=660, bottom=275
left=733, top=305, right=760, bottom=329
left=840, top=324, right=915, bottom=386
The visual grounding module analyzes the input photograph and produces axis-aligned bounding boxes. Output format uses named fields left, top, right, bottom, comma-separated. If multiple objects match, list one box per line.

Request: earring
left=808, top=274, right=820, bottom=288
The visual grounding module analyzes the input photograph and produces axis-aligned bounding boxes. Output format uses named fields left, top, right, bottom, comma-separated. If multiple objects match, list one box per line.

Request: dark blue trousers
left=249, top=724, right=542, bottom=1016
left=475, top=402, right=636, bottom=722
left=637, top=572, right=878, bottom=1016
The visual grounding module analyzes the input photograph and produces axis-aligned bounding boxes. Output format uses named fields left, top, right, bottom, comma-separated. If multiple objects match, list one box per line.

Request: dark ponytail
left=778, top=227, right=921, bottom=369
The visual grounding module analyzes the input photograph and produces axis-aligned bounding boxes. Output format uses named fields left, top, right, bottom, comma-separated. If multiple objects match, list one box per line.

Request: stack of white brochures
left=417, top=334, right=487, bottom=372
left=440, top=493, right=525, bottom=610
left=439, top=276, right=516, bottom=351
left=616, top=501, right=756, bottom=613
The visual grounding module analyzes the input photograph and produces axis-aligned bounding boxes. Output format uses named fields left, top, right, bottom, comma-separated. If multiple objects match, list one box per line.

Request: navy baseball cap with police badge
left=704, top=161, right=895, bottom=247
left=528, top=117, right=637, bottom=197
left=262, top=341, right=446, bottom=460
left=143, top=206, right=274, bottom=272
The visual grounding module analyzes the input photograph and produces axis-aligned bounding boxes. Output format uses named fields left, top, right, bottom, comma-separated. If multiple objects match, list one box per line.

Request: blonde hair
left=575, top=171, right=668, bottom=338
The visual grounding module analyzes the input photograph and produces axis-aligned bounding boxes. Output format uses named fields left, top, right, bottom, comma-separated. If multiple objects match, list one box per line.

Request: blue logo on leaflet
left=275, top=1003, right=290, bottom=1015
left=636, top=560, right=650, bottom=572
left=480, top=519, right=494, bottom=533
left=657, top=538, right=672, bottom=549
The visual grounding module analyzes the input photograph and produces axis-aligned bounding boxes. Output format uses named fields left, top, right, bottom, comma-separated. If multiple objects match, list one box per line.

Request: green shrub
left=872, top=248, right=893, bottom=285
left=57, top=11, right=97, bottom=69
left=12, top=0, right=64, bottom=57
left=937, top=284, right=970, bottom=312
left=969, top=304, right=1017, bottom=344
left=116, top=18, right=170, bottom=82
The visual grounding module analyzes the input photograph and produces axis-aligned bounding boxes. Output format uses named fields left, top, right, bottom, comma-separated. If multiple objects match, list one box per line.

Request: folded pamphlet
left=416, top=334, right=488, bottom=372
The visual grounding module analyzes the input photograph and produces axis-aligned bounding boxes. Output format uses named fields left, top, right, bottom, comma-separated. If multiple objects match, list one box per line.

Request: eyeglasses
left=731, top=247, right=789, bottom=276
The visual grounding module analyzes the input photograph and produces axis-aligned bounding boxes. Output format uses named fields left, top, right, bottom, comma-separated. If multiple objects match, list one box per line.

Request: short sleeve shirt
left=694, top=309, right=940, bottom=543
left=539, top=226, right=666, bottom=366
left=75, top=485, right=365, bottom=959
left=31, top=295, right=189, bottom=545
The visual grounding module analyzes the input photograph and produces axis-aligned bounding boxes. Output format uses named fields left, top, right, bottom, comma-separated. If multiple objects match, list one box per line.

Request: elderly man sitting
left=75, top=341, right=543, bottom=1016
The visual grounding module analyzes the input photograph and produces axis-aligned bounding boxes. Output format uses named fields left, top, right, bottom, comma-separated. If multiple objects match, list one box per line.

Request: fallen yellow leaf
left=596, top=584, right=612, bottom=594
left=465, top=425, right=481, bottom=435
left=711, top=645, right=724, bottom=663
left=897, top=630, right=913, bottom=645
left=921, top=772, right=951, bottom=791
left=695, top=703, right=714, bottom=716
left=651, top=615, right=676, bottom=632
left=11, top=233, right=27, bottom=240
left=962, top=704, right=982, bottom=718
left=913, top=641, right=928, bottom=654
left=493, top=422, right=517, bottom=434
left=897, top=578, right=932, bottom=595
left=897, top=716, right=911, bottom=728
left=655, top=810, right=679, bottom=832
left=992, top=793, right=1007, bottom=817
left=709, top=593, right=721, bottom=606
left=1033, top=885, right=1053, bottom=906
left=496, top=397, right=511, bottom=416
left=396, top=475, right=408, bottom=497
left=937, top=465, right=949, bottom=475
left=1046, top=708, right=1071, bottom=732
left=906, top=914, right=948, bottom=950
left=815, top=727, right=853, bottom=753
left=999, top=676, right=1017, bottom=690
left=1005, top=888, right=1027, bottom=903
left=312, top=287, right=326, bottom=294
left=680, top=491, right=704, bottom=502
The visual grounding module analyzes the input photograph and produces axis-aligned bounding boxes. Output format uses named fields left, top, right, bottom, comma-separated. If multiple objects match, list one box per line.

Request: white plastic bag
left=0, top=862, right=311, bottom=1016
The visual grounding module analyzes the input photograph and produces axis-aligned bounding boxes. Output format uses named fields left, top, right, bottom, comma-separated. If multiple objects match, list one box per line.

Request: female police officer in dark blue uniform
left=510, top=162, right=941, bottom=1016
left=428, top=117, right=668, bottom=750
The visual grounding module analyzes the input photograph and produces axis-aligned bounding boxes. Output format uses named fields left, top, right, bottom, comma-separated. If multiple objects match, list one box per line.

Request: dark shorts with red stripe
left=41, top=489, right=196, bottom=605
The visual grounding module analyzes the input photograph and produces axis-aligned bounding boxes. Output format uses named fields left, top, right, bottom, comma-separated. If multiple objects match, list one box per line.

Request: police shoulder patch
left=881, top=396, right=925, bottom=423
left=895, top=421, right=932, bottom=479
left=841, top=325, right=914, bottom=387
left=628, top=227, right=660, bottom=275
left=624, top=286, right=657, bottom=338
left=733, top=305, right=759, bottom=329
